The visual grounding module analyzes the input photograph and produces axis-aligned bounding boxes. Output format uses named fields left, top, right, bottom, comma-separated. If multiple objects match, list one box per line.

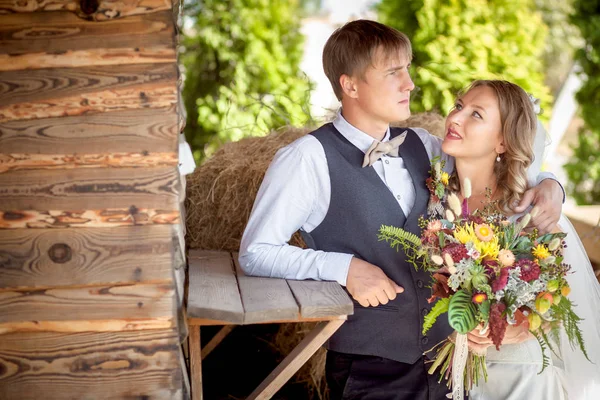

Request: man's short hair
left=323, top=19, right=412, bottom=101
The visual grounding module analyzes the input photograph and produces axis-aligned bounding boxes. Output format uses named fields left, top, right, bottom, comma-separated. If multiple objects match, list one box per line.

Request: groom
left=239, top=20, right=564, bottom=399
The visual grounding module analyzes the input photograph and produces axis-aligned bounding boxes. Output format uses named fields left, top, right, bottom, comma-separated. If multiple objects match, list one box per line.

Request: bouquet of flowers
left=378, top=159, right=588, bottom=398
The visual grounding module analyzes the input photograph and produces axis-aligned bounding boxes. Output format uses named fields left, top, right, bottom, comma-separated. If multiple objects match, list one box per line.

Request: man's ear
left=340, top=74, right=358, bottom=99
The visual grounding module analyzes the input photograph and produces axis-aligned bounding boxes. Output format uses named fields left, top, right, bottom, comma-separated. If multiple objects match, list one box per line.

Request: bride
left=439, top=80, right=600, bottom=400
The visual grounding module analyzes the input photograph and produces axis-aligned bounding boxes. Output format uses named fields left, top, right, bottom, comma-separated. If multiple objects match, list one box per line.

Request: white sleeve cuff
left=319, top=252, right=353, bottom=286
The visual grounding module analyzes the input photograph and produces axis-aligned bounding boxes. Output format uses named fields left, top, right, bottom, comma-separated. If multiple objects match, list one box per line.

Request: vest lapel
left=395, top=128, right=430, bottom=235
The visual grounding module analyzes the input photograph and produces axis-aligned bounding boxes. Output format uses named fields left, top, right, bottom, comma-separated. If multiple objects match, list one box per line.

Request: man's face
left=352, top=48, right=415, bottom=124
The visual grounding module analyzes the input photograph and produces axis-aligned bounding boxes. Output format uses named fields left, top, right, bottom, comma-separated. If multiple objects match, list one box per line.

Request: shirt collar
left=332, top=109, right=390, bottom=154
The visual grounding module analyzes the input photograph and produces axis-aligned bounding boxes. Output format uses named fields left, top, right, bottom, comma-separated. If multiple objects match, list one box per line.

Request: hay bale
left=399, top=111, right=446, bottom=138
left=185, top=126, right=312, bottom=251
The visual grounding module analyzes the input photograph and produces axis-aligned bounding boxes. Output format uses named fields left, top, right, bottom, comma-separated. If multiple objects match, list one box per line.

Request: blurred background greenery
left=181, top=0, right=599, bottom=205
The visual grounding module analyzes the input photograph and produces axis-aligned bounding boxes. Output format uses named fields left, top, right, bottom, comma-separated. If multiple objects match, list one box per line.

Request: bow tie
left=362, top=130, right=408, bottom=167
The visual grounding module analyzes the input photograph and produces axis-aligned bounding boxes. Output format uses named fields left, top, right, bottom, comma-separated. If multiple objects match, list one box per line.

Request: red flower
left=491, top=268, right=510, bottom=292
left=515, top=259, right=541, bottom=282
left=488, top=302, right=508, bottom=350
left=442, top=243, right=469, bottom=263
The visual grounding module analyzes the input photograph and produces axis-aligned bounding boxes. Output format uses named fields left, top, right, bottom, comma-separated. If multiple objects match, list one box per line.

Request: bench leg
left=202, top=325, right=235, bottom=360
left=189, top=326, right=203, bottom=400
left=247, top=319, right=345, bottom=400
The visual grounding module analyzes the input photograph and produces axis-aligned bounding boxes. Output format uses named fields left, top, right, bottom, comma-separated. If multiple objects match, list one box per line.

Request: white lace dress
left=469, top=215, right=600, bottom=400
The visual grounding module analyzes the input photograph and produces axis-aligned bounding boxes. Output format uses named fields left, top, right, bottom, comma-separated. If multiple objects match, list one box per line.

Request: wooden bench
left=186, top=250, right=354, bottom=399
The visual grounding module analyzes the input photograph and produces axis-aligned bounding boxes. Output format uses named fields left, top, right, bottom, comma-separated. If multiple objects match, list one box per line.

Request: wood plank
left=0, top=317, right=174, bottom=334
left=0, top=152, right=177, bottom=172
left=233, top=257, right=299, bottom=324
left=0, top=63, right=177, bottom=122
left=0, top=63, right=176, bottom=107
left=0, top=225, right=174, bottom=290
left=0, top=0, right=171, bottom=20
left=0, top=11, right=175, bottom=55
left=0, top=47, right=176, bottom=72
left=0, top=107, right=178, bottom=155
left=188, top=249, right=231, bottom=260
left=0, top=11, right=176, bottom=70
left=187, top=254, right=244, bottom=324
left=189, top=327, right=203, bottom=400
left=0, top=283, right=176, bottom=327
left=286, top=280, right=353, bottom=319
left=0, top=208, right=180, bottom=229
left=0, top=328, right=182, bottom=400
left=247, top=319, right=345, bottom=400
left=0, top=167, right=180, bottom=211
left=187, top=315, right=346, bottom=327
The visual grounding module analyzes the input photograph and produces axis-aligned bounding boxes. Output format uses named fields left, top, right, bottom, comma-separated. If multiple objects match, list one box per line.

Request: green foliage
left=378, top=224, right=426, bottom=268
left=564, top=0, right=600, bottom=204
left=535, top=0, right=582, bottom=93
left=448, top=289, right=478, bottom=334
left=181, top=0, right=313, bottom=162
left=377, top=0, right=552, bottom=117
left=423, top=297, right=450, bottom=335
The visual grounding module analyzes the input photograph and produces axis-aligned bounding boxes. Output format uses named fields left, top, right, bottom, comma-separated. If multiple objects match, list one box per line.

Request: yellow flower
left=475, top=236, right=500, bottom=259
left=454, top=223, right=477, bottom=245
left=532, top=244, right=551, bottom=260
left=441, top=172, right=450, bottom=185
left=475, top=223, right=494, bottom=242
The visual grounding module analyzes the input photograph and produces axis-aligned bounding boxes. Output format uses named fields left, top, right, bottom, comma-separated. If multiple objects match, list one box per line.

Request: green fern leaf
left=423, top=297, right=450, bottom=335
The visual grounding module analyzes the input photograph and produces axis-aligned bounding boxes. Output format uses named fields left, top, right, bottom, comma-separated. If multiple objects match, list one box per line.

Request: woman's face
left=442, top=85, right=505, bottom=161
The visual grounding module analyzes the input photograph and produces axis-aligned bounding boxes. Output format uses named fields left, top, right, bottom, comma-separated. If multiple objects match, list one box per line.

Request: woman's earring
left=496, top=154, right=501, bottom=162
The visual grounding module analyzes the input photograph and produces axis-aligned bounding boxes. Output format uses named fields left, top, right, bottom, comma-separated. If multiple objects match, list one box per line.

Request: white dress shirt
left=239, top=110, right=558, bottom=286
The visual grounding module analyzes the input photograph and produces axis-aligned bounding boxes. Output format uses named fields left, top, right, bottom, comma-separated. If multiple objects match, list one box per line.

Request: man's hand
left=513, top=179, right=563, bottom=234
left=346, top=257, right=404, bottom=307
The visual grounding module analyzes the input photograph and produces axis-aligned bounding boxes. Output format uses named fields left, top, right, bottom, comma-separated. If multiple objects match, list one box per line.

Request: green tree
left=182, top=0, right=313, bottom=162
left=563, top=0, right=600, bottom=204
left=377, top=0, right=551, bottom=116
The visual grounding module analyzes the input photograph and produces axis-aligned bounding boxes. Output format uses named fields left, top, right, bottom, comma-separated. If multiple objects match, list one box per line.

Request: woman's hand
left=466, top=323, right=533, bottom=355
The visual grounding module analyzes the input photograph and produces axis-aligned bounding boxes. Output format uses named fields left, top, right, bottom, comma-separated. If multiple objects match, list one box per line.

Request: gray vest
left=301, top=123, right=453, bottom=364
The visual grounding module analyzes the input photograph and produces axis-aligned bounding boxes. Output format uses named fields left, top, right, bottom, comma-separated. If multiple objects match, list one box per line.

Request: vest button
left=421, top=308, right=429, bottom=316
left=416, top=280, right=424, bottom=288
left=421, top=336, right=429, bottom=345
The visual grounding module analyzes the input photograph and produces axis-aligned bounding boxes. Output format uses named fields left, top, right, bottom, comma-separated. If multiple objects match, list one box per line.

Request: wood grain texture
left=0, top=328, right=182, bottom=400
left=233, top=257, right=299, bottom=324
left=0, top=0, right=171, bottom=20
left=0, top=11, right=175, bottom=55
left=0, top=167, right=180, bottom=211
left=0, top=152, right=178, bottom=172
left=189, top=326, right=203, bottom=400
left=286, top=280, right=353, bottom=319
left=0, top=317, right=174, bottom=334
left=0, top=47, right=176, bottom=72
left=0, top=209, right=180, bottom=229
left=186, top=254, right=244, bottom=324
left=0, top=225, right=174, bottom=289
left=0, top=107, right=178, bottom=154
left=0, top=63, right=177, bottom=122
left=0, top=283, right=176, bottom=325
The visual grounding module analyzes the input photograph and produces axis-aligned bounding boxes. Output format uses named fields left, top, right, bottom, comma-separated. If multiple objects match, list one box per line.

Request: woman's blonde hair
left=449, top=80, right=537, bottom=212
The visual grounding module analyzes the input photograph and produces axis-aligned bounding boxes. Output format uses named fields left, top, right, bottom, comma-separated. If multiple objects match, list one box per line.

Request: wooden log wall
left=0, top=0, right=187, bottom=398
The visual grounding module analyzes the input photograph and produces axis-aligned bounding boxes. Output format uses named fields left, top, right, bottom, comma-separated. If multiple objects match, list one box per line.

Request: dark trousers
left=326, top=350, right=452, bottom=400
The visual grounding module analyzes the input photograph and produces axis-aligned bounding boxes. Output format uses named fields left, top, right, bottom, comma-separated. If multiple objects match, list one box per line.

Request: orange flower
left=498, top=249, right=515, bottom=267
left=472, top=293, right=488, bottom=304
left=475, top=223, right=494, bottom=242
